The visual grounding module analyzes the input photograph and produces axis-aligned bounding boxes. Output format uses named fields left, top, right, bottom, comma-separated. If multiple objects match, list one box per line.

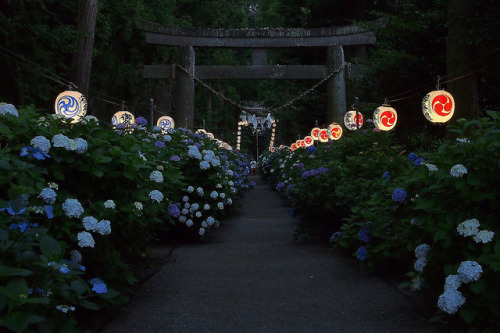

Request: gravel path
left=103, top=176, right=441, bottom=333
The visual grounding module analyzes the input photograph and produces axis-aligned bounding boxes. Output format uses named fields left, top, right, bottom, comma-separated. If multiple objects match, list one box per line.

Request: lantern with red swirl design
left=327, top=122, right=343, bottom=140
left=373, top=105, right=397, bottom=131
left=318, top=129, right=329, bottom=143
left=311, top=127, right=320, bottom=140
left=344, top=111, right=364, bottom=130
left=422, top=90, right=455, bottom=123
left=291, top=143, right=298, bottom=150
left=304, top=136, right=314, bottom=147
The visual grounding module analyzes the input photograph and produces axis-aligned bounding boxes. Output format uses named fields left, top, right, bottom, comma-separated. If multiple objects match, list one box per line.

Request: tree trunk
left=446, top=0, right=479, bottom=120
left=71, top=0, right=98, bottom=97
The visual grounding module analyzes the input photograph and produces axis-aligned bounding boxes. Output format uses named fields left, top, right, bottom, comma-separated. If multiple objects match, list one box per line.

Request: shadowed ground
left=103, top=176, right=443, bottom=333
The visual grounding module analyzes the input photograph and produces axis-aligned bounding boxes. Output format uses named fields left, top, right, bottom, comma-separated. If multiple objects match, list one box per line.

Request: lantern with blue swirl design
left=111, top=111, right=135, bottom=127
left=54, top=91, right=87, bottom=123
left=157, top=116, right=175, bottom=131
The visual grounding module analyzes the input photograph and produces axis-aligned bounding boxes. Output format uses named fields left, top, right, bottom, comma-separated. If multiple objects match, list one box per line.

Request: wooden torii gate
left=135, top=18, right=376, bottom=129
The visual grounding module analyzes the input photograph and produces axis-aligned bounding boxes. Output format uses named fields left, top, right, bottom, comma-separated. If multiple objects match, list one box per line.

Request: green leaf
left=79, top=300, right=99, bottom=311
left=0, top=294, right=6, bottom=312
left=459, top=307, right=477, bottom=324
left=0, top=311, right=29, bottom=332
left=0, top=160, right=11, bottom=170
left=0, top=265, right=33, bottom=277
left=26, top=314, right=45, bottom=324
left=52, top=170, right=65, bottom=181
left=39, top=235, right=61, bottom=259
left=98, top=288, right=120, bottom=299
left=71, top=280, right=88, bottom=295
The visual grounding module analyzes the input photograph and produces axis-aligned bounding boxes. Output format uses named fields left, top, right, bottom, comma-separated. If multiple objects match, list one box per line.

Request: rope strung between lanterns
left=174, top=62, right=351, bottom=115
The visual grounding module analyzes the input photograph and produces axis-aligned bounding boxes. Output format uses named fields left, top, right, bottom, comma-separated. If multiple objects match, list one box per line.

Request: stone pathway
left=104, top=176, right=442, bottom=332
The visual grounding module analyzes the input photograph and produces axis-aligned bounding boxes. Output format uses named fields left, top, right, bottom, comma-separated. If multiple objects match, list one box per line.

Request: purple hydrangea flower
left=170, top=155, right=180, bottom=161
left=187, top=139, right=194, bottom=144
left=194, top=142, right=201, bottom=148
left=275, top=182, right=285, bottom=192
left=194, top=133, right=201, bottom=139
left=307, top=146, right=315, bottom=154
left=358, top=227, right=372, bottom=243
left=414, top=158, right=425, bottom=166
left=382, top=171, right=391, bottom=182
left=296, top=163, right=304, bottom=169
left=356, top=246, right=368, bottom=260
left=392, top=188, right=406, bottom=203
left=154, top=141, right=165, bottom=148
left=330, top=231, right=343, bottom=242
left=135, top=117, right=147, bottom=126
left=168, top=204, right=181, bottom=218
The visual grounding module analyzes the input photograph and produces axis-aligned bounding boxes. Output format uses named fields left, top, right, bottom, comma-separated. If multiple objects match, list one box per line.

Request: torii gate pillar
left=327, top=45, right=346, bottom=124
left=175, top=46, right=195, bottom=129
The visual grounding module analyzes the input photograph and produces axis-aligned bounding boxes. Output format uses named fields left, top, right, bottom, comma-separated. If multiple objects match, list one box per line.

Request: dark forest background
left=1, top=0, right=499, bottom=146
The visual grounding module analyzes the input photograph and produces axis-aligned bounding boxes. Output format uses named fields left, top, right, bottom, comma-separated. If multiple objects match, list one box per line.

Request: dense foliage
left=259, top=112, right=500, bottom=331
left=0, top=103, right=251, bottom=332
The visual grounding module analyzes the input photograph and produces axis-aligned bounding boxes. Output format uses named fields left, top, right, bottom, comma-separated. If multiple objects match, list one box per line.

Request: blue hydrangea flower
left=414, top=244, right=431, bottom=259
left=275, top=182, right=285, bottom=192
left=150, top=170, right=164, bottom=183
left=392, top=188, right=406, bottom=203
left=164, top=135, right=172, bottom=141
left=407, top=153, right=418, bottom=162
left=188, top=145, right=202, bottom=160
left=31, top=136, right=51, bottom=153
left=74, top=138, right=88, bottom=154
left=358, top=227, right=372, bottom=243
left=438, top=289, right=466, bottom=314
left=77, top=231, right=95, bottom=248
left=154, top=141, right=165, bottom=148
left=148, top=190, right=164, bottom=203
left=44, top=205, right=53, bottom=219
left=52, top=134, right=70, bottom=149
left=89, top=278, right=107, bottom=294
left=414, top=158, right=425, bottom=166
left=307, top=146, right=316, bottom=154
left=39, top=188, right=57, bottom=204
left=170, top=155, right=180, bottom=161
left=329, top=231, right=343, bottom=242
left=356, top=246, right=368, bottom=260
left=210, top=191, right=218, bottom=199
left=135, top=117, right=148, bottom=126
left=83, top=216, right=99, bottom=232
left=381, top=171, right=391, bottom=182
left=457, top=261, right=482, bottom=283
left=200, top=161, right=210, bottom=170
left=168, top=204, right=180, bottom=218
left=444, top=275, right=462, bottom=291
left=197, top=187, right=204, bottom=196
left=62, top=199, right=84, bottom=218
left=96, top=220, right=111, bottom=235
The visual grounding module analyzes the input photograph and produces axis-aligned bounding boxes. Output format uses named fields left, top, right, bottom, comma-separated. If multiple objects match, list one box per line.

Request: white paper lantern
left=327, top=123, right=343, bottom=140
left=344, top=111, right=364, bottom=130
left=112, top=111, right=135, bottom=127
left=373, top=105, right=397, bottom=131
left=311, top=128, right=320, bottom=141
left=304, top=136, right=314, bottom=147
left=54, top=91, right=87, bottom=123
left=206, top=132, right=215, bottom=140
left=318, top=129, right=329, bottom=143
left=157, top=116, right=175, bottom=130
left=422, top=90, right=455, bottom=123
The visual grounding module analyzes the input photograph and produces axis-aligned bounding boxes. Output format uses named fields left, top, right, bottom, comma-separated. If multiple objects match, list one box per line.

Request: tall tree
left=71, top=0, right=98, bottom=96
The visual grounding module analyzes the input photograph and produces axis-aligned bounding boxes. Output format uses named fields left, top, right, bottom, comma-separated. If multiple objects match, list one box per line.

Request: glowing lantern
left=344, top=111, right=364, bottom=130
left=299, top=140, right=306, bottom=148
left=54, top=91, right=87, bottom=123
left=196, top=129, right=207, bottom=135
left=291, top=143, right=298, bottom=150
left=157, top=116, right=175, bottom=130
left=304, top=136, right=314, bottom=147
left=206, top=133, right=214, bottom=140
left=373, top=105, right=397, bottom=131
left=327, top=123, right=343, bottom=140
left=422, top=90, right=455, bottom=123
left=319, top=129, right=329, bottom=143
left=311, top=128, right=320, bottom=140
left=112, top=111, right=135, bottom=127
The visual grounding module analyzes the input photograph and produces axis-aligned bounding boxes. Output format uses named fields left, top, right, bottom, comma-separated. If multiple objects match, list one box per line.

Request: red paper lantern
left=311, top=127, right=321, bottom=140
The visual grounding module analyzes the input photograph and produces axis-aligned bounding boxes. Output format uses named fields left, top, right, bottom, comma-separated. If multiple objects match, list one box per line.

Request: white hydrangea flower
left=96, top=220, right=111, bottom=235
left=200, top=161, right=210, bottom=170
left=199, top=227, right=205, bottom=236
left=56, top=305, right=76, bottom=313
left=204, top=204, right=210, bottom=210
left=156, top=165, right=164, bottom=171
left=227, top=170, right=234, bottom=176
left=414, top=244, right=431, bottom=259
left=217, top=202, right=224, bottom=210
left=444, top=275, right=462, bottom=291
left=457, top=261, right=482, bottom=283
left=186, top=219, right=193, bottom=227
left=148, top=190, right=164, bottom=203
left=77, top=231, right=95, bottom=248
left=187, top=186, right=194, bottom=193
left=196, top=211, right=202, bottom=218
left=207, top=217, right=215, bottom=226
left=183, top=196, right=189, bottom=202
left=270, top=169, right=274, bottom=173
left=182, top=208, right=189, bottom=215
left=423, top=163, right=438, bottom=172
left=134, top=202, right=143, bottom=211
left=70, top=250, right=82, bottom=263
left=31, top=136, right=51, bottom=153
left=197, top=187, right=204, bottom=196
left=68, top=139, right=78, bottom=151
left=184, top=203, right=190, bottom=209
left=414, top=258, right=427, bottom=272
left=457, top=218, right=480, bottom=237
left=179, top=216, right=186, bottom=223
left=82, top=216, right=99, bottom=232
left=456, top=138, right=470, bottom=144
left=472, top=230, right=494, bottom=244
left=149, top=171, right=164, bottom=183
left=62, top=199, right=84, bottom=218
left=164, top=135, right=172, bottom=141
left=83, top=115, right=99, bottom=125
left=48, top=182, right=59, bottom=190
left=210, top=191, right=218, bottom=199
left=216, top=184, right=222, bottom=189
left=450, top=164, right=467, bottom=177
left=52, top=134, right=71, bottom=149
left=219, top=193, right=226, bottom=199
left=438, top=289, right=466, bottom=314
left=228, top=181, right=234, bottom=186
left=104, top=200, right=115, bottom=209
left=227, top=198, right=233, bottom=205
left=39, top=188, right=57, bottom=204
left=190, top=203, right=199, bottom=212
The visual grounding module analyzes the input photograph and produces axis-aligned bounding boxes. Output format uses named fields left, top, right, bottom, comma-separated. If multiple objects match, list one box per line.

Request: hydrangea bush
left=259, top=112, right=500, bottom=331
left=0, top=105, right=250, bottom=331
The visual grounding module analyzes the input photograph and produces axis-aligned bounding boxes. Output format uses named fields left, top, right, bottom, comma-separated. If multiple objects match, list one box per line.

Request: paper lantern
left=206, top=132, right=215, bottom=140
left=291, top=143, right=298, bottom=150
left=54, top=91, right=87, bottom=123
left=157, top=116, right=175, bottom=130
left=327, top=123, right=343, bottom=140
left=319, top=129, right=329, bottom=143
left=422, top=90, right=455, bottom=123
left=112, top=111, right=135, bottom=127
left=311, top=128, right=320, bottom=140
left=373, top=105, right=397, bottom=131
left=344, top=111, right=364, bottom=130
left=304, top=136, right=314, bottom=147
left=196, top=129, right=207, bottom=135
